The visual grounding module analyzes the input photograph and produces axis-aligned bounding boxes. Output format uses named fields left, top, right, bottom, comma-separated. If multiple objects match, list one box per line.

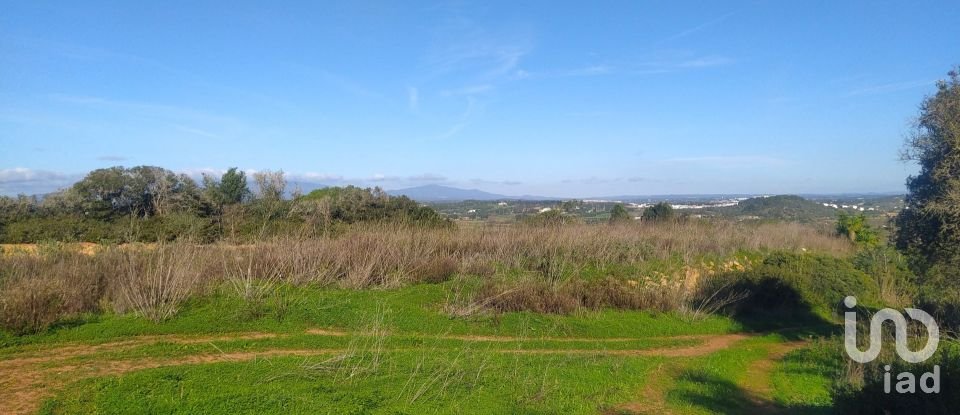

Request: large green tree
left=608, top=203, right=632, bottom=224
left=895, top=68, right=960, bottom=286
left=219, top=168, right=249, bottom=204
left=837, top=212, right=879, bottom=247
left=203, top=167, right=249, bottom=205
left=642, top=202, right=675, bottom=222
left=71, top=166, right=205, bottom=219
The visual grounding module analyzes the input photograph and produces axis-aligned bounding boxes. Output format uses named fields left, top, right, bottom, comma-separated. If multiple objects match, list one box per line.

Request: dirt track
left=0, top=329, right=790, bottom=415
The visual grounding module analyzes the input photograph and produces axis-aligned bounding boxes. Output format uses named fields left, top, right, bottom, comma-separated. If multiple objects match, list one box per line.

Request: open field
left=1, top=283, right=846, bottom=415
left=0, top=221, right=889, bottom=414
left=4, top=3, right=959, bottom=413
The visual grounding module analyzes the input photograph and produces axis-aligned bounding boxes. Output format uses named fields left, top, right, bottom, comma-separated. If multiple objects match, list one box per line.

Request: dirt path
left=739, top=341, right=809, bottom=414
left=500, top=334, right=751, bottom=357
left=1, top=349, right=338, bottom=415
left=0, top=330, right=767, bottom=415
left=0, top=332, right=282, bottom=365
left=610, top=363, right=679, bottom=415
left=309, top=329, right=747, bottom=346
left=611, top=340, right=810, bottom=415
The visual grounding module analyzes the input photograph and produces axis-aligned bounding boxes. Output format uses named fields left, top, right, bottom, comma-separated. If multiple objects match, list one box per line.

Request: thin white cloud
left=0, top=168, right=70, bottom=183
left=408, top=173, right=447, bottom=182
left=661, top=155, right=791, bottom=166
left=49, top=94, right=244, bottom=130
left=174, top=125, right=220, bottom=139
left=423, top=18, right=534, bottom=82
left=658, top=12, right=736, bottom=44
left=293, top=172, right=344, bottom=183
left=537, top=56, right=733, bottom=79
left=178, top=167, right=227, bottom=178
left=844, top=79, right=935, bottom=97
left=370, top=173, right=404, bottom=182
left=434, top=96, right=479, bottom=140
left=672, top=56, right=734, bottom=68
left=470, top=178, right=522, bottom=186
left=0, top=168, right=79, bottom=195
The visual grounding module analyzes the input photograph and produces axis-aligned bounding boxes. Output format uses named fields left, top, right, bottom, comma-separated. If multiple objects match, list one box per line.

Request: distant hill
left=721, top=195, right=838, bottom=222
left=386, top=185, right=557, bottom=202
left=387, top=185, right=511, bottom=201
left=287, top=181, right=327, bottom=195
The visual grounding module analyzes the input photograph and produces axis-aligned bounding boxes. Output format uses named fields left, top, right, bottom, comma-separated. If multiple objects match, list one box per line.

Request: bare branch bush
left=112, top=244, right=203, bottom=322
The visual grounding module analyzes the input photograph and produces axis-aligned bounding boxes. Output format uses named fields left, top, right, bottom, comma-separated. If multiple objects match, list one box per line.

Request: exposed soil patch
left=739, top=341, right=809, bottom=414
left=501, top=334, right=751, bottom=357
left=304, top=328, right=349, bottom=337
left=0, top=330, right=778, bottom=415
left=610, top=340, right=810, bottom=415
left=1, top=349, right=338, bottom=415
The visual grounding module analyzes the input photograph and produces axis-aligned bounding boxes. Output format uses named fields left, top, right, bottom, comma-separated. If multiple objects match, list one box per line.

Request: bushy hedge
left=706, top=251, right=880, bottom=317
left=0, top=186, right=450, bottom=243
left=1, top=216, right=120, bottom=243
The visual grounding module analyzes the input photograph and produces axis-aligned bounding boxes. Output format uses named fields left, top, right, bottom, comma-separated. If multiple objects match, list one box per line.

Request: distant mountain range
left=382, top=185, right=906, bottom=203
left=386, top=185, right=550, bottom=201
left=287, top=183, right=904, bottom=203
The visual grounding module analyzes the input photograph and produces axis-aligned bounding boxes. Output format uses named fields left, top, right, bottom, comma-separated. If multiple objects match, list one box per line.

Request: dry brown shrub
left=0, top=220, right=852, bottom=330
left=412, top=257, right=459, bottom=284
left=111, top=244, right=204, bottom=322
left=0, top=277, right=63, bottom=334
left=475, top=278, right=580, bottom=314
left=470, top=276, right=692, bottom=315
left=0, top=247, right=107, bottom=333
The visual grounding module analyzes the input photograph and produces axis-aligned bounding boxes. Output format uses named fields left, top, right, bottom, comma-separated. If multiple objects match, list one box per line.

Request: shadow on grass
left=707, top=274, right=844, bottom=341
left=48, top=313, right=102, bottom=331
left=669, top=371, right=831, bottom=415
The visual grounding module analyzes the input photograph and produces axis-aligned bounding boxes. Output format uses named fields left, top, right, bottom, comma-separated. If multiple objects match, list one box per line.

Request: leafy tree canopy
left=895, top=68, right=960, bottom=279
left=608, top=204, right=632, bottom=224
left=642, top=202, right=674, bottom=222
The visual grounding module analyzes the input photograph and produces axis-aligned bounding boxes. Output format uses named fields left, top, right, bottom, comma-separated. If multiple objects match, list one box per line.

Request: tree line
left=0, top=167, right=448, bottom=243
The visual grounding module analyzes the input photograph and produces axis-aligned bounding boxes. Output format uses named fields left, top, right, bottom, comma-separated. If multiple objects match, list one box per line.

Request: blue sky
left=1, top=1, right=958, bottom=197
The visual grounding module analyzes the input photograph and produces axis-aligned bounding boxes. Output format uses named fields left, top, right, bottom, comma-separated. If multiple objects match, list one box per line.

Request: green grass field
left=0, top=282, right=846, bottom=415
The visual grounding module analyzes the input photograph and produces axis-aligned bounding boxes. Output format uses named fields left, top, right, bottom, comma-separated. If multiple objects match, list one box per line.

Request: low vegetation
left=1, top=67, right=959, bottom=414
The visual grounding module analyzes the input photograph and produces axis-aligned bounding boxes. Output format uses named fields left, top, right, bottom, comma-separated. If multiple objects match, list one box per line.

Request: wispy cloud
left=369, top=173, right=397, bottom=182
left=423, top=18, right=534, bottom=83
left=434, top=96, right=479, bottom=140
left=539, top=56, right=733, bottom=79
left=178, top=167, right=227, bottom=178
left=657, top=12, right=736, bottom=44
left=275, top=62, right=389, bottom=103
left=356, top=173, right=450, bottom=184
left=560, top=176, right=622, bottom=185
left=49, top=94, right=244, bottom=132
left=408, top=173, right=447, bottom=182
left=470, top=178, right=522, bottom=186
left=292, top=172, right=345, bottom=183
left=174, top=125, right=220, bottom=139
left=426, top=40, right=532, bottom=81
left=0, top=167, right=79, bottom=195
left=660, top=155, right=791, bottom=166
left=844, top=79, right=935, bottom=97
